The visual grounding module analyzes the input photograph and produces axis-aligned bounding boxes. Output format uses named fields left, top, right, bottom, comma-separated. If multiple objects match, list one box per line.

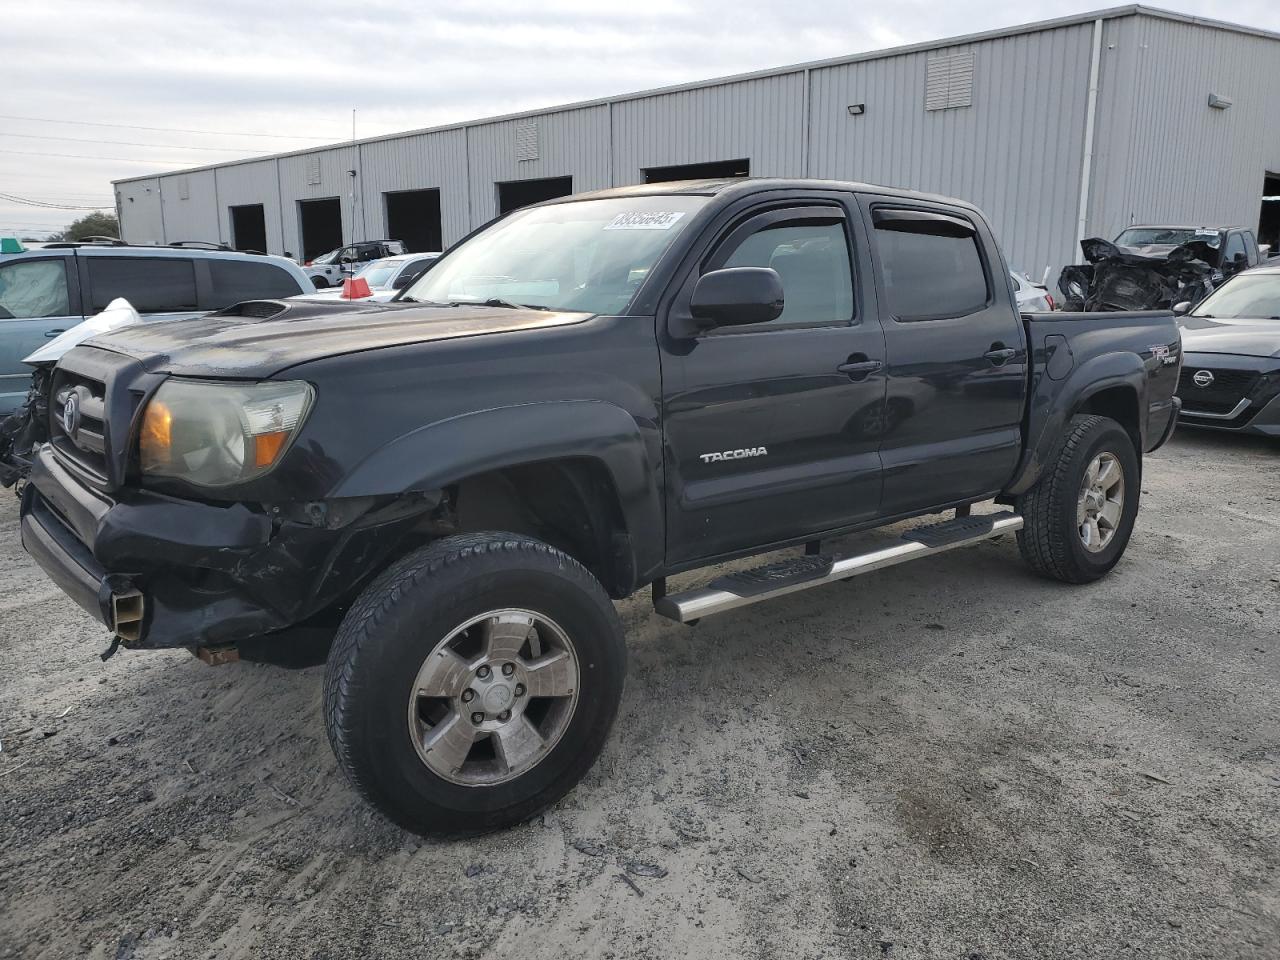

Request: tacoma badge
left=700, top=446, right=768, bottom=464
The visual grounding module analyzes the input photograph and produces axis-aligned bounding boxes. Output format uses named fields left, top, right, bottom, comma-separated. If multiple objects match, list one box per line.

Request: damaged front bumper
left=1058, top=238, right=1219, bottom=312
left=20, top=446, right=430, bottom=649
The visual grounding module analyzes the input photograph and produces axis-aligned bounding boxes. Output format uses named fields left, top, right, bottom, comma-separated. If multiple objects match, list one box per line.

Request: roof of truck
left=559, top=177, right=982, bottom=211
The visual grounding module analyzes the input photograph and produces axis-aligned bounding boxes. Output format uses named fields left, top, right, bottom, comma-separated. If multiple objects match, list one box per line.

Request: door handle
left=836, top=359, right=883, bottom=381
left=984, top=346, right=1017, bottom=365
left=44, top=329, right=67, bottom=338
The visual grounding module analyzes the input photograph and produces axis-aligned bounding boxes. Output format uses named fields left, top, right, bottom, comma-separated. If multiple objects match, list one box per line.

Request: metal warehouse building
left=115, top=4, right=1280, bottom=281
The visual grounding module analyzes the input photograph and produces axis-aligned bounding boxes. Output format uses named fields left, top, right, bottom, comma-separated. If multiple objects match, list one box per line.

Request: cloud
left=3, top=0, right=1278, bottom=235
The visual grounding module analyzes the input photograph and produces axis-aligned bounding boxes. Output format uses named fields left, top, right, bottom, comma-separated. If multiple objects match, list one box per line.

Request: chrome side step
left=653, top=513, right=1024, bottom=624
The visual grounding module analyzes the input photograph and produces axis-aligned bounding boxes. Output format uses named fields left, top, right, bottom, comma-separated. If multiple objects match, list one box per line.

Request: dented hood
left=1179, top=316, right=1280, bottom=358
left=81, top=299, right=590, bottom=377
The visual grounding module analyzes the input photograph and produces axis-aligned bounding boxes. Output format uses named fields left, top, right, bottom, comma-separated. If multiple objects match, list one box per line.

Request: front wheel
left=1016, top=414, right=1141, bottom=584
left=323, top=533, right=626, bottom=835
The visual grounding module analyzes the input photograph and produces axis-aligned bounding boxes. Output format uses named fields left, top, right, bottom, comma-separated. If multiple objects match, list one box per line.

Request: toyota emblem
left=61, top=392, right=80, bottom=436
left=1192, top=370, right=1215, bottom=388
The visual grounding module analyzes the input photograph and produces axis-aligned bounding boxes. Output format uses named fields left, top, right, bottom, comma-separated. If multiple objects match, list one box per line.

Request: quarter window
left=0, top=259, right=69, bottom=319
left=208, top=260, right=305, bottom=307
left=874, top=215, right=988, bottom=320
left=716, top=219, right=854, bottom=327
left=87, top=257, right=198, bottom=313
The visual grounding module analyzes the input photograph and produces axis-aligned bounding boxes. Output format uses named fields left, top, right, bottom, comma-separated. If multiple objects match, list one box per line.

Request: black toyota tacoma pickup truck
left=19, top=179, right=1182, bottom=835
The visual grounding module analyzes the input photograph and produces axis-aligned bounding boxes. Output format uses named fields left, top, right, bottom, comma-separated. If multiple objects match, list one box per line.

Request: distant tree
left=50, top=211, right=119, bottom=242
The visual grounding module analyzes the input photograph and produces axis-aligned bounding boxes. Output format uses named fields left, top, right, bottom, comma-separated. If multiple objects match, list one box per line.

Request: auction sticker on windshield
left=604, top=211, right=686, bottom=230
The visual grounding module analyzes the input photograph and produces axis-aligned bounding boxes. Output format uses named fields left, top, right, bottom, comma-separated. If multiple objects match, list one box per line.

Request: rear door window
left=873, top=210, right=989, bottom=320
left=87, top=257, right=198, bottom=313
left=207, top=259, right=305, bottom=307
left=0, top=258, right=70, bottom=319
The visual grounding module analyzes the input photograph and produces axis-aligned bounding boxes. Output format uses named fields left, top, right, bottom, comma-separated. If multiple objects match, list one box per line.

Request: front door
left=0, top=257, right=80, bottom=414
left=861, top=199, right=1027, bottom=516
left=661, top=198, right=886, bottom=564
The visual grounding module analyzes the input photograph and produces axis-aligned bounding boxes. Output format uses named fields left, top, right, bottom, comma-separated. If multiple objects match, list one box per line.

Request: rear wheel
left=1016, top=414, right=1140, bottom=583
left=323, top=533, right=625, bottom=835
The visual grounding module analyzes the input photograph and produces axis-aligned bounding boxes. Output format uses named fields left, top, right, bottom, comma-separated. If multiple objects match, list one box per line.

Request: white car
left=1011, top=270, right=1055, bottom=312
left=298, top=252, right=440, bottom=302
left=303, top=240, right=408, bottom=288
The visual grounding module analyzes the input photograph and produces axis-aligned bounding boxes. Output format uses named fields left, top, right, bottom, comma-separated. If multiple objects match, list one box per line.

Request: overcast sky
left=2, top=0, right=1276, bottom=236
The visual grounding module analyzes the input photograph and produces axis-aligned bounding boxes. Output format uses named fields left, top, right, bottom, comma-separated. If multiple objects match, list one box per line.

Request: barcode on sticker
left=603, top=211, right=686, bottom=230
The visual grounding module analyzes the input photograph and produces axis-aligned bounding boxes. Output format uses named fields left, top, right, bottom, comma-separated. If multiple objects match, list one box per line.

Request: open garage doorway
left=385, top=189, right=442, bottom=252
left=1260, top=173, right=1280, bottom=254
left=298, top=197, right=343, bottom=261
left=496, top=176, right=573, bottom=215
left=229, top=204, right=267, bottom=253
left=643, top=159, right=749, bottom=183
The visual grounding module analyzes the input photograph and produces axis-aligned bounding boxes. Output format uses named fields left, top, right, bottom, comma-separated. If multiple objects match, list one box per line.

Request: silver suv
left=0, top=241, right=311, bottom=413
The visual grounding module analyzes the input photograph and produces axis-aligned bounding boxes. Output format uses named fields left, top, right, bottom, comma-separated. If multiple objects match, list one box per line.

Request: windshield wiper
left=448, top=297, right=550, bottom=311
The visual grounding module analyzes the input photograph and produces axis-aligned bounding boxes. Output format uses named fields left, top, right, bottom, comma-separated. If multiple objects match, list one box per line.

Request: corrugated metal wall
left=467, top=105, right=612, bottom=224
left=115, top=178, right=165, bottom=244
left=214, top=160, right=283, bottom=254
left=358, top=129, right=470, bottom=242
left=158, top=170, right=220, bottom=246
left=610, top=73, right=806, bottom=183
left=1089, top=14, right=1280, bottom=241
left=116, top=11, right=1280, bottom=281
left=275, top=146, right=358, bottom=258
left=808, top=22, right=1095, bottom=278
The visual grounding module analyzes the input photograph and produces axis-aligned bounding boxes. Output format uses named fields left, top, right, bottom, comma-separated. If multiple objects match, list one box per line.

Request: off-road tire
left=1016, top=414, right=1140, bottom=584
left=323, top=532, right=626, bottom=836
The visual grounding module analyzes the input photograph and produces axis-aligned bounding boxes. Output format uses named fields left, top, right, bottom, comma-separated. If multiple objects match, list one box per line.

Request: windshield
left=402, top=196, right=708, bottom=314
left=354, top=258, right=402, bottom=288
left=312, top=248, right=339, bottom=264
left=1115, top=227, right=1220, bottom=248
left=1190, top=273, right=1280, bottom=319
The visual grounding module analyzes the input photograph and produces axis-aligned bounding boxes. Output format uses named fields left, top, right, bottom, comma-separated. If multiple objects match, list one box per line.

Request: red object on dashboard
left=340, top=278, right=372, bottom=299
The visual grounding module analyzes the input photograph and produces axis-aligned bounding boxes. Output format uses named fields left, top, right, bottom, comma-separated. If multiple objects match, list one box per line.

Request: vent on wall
left=177, top=177, right=189, bottom=200
left=925, top=51, right=974, bottom=110
left=515, top=119, right=539, bottom=162
left=306, top=156, right=321, bottom=186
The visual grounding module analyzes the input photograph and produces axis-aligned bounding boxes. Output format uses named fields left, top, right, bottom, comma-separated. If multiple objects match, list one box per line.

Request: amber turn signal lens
left=139, top=399, right=172, bottom=471
left=253, top=430, right=290, bottom=468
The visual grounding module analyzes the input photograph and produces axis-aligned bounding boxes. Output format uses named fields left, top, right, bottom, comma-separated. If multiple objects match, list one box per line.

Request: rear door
left=861, top=198, right=1026, bottom=515
left=0, top=256, right=81, bottom=413
left=660, top=193, right=887, bottom=564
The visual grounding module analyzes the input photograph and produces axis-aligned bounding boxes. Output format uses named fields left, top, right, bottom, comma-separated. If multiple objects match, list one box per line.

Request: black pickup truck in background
left=18, top=179, right=1182, bottom=834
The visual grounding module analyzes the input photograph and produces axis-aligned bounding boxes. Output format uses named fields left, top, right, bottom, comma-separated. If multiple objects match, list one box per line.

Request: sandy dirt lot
left=0, top=430, right=1277, bottom=959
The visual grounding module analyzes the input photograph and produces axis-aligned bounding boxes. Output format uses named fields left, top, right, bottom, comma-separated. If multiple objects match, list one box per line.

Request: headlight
left=139, top=379, right=314, bottom=487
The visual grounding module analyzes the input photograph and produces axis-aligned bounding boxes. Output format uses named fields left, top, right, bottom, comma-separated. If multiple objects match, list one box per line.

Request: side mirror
left=689, top=267, right=784, bottom=330
left=1172, top=301, right=1192, bottom=316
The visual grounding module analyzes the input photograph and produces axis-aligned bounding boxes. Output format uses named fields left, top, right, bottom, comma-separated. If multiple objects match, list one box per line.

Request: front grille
left=1177, top=367, right=1260, bottom=415
left=46, top=347, right=157, bottom=491
left=50, top=369, right=109, bottom=481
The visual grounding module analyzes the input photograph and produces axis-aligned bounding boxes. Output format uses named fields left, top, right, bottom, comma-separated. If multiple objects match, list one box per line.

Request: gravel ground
left=0, top=430, right=1277, bottom=960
